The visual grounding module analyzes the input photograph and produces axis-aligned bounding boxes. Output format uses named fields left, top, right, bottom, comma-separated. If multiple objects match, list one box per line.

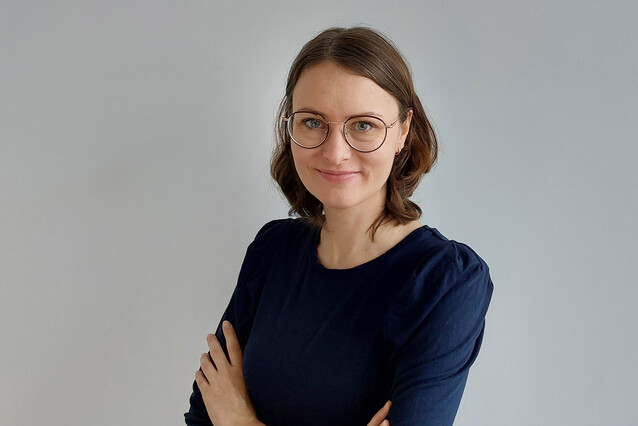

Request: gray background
left=1, top=1, right=636, bottom=425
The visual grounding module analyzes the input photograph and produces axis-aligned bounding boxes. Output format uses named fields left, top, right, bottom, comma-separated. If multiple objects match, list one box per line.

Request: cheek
left=291, top=146, right=304, bottom=171
left=291, top=146, right=313, bottom=184
left=364, top=153, right=396, bottom=183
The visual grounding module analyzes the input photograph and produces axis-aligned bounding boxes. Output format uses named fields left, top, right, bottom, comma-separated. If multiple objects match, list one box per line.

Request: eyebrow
left=294, top=107, right=385, bottom=119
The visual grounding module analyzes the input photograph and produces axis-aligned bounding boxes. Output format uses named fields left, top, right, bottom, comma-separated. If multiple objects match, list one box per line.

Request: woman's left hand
left=195, top=321, right=263, bottom=426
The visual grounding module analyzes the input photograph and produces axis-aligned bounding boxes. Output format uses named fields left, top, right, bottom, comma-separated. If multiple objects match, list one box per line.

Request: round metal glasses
left=283, top=111, right=403, bottom=153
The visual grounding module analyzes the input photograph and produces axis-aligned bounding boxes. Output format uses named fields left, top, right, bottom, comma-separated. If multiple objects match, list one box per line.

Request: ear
left=397, top=109, right=413, bottom=151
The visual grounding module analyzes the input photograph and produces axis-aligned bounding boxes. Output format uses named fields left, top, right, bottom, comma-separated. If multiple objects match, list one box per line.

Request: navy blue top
left=185, top=218, right=493, bottom=425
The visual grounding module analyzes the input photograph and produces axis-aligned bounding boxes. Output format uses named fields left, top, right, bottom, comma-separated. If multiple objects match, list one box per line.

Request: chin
left=313, top=193, right=353, bottom=209
left=305, top=180, right=386, bottom=212
left=305, top=186, right=353, bottom=209
left=316, top=188, right=383, bottom=213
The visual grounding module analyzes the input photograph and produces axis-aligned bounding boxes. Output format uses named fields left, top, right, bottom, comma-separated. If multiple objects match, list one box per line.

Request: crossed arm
left=194, top=320, right=391, bottom=426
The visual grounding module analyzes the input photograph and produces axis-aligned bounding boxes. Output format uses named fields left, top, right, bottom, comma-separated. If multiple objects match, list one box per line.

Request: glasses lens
left=288, top=112, right=327, bottom=148
left=345, top=116, right=387, bottom=152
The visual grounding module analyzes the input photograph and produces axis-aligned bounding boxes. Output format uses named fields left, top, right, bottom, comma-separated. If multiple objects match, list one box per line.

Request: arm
left=194, top=320, right=393, bottom=426
left=195, top=321, right=264, bottom=426
left=386, top=244, right=494, bottom=425
left=184, top=283, right=259, bottom=426
left=185, top=221, right=283, bottom=425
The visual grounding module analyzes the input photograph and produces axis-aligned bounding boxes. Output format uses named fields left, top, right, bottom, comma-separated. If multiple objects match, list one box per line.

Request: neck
left=318, top=218, right=377, bottom=270
left=318, top=190, right=420, bottom=269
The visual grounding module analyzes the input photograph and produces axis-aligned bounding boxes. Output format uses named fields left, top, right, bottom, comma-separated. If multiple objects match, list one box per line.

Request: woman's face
left=290, top=61, right=412, bottom=216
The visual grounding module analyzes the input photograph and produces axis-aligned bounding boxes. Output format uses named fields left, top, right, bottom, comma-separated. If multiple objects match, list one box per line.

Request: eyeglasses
left=282, top=111, right=404, bottom=153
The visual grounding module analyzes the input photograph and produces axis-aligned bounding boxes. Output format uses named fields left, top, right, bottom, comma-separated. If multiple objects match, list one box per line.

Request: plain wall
left=1, top=1, right=636, bottom=425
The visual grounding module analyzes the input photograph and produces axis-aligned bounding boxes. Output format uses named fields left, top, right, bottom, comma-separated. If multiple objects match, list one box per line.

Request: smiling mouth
left=316, top=169, right=359, bottom=182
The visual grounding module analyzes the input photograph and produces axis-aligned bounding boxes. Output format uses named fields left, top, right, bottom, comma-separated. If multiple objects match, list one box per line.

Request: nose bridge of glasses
left=324, top=119, right=349, bottom=135
left=323, top=119, right=350, bottom=144
left=320, top=122, right=353, bottom=161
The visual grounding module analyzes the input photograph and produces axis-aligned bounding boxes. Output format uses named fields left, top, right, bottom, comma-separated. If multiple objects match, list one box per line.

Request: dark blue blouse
left=185, top=218, right=493, bottom=425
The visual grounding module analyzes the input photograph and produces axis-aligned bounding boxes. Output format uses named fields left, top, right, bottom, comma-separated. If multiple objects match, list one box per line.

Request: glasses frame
left=282, top=110, right=405, bottom=153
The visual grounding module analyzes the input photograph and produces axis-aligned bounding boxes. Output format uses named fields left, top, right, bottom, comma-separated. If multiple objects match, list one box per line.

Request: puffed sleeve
left=385, top=241, right=494, bottom=426
left=184, top=220, right=286, bottom=426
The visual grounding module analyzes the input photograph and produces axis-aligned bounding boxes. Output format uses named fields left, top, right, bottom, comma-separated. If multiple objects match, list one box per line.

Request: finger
left=194, top=369, right=209, bottom=389
left=366, top=400, right=392, bottom=426
left=206, top=333, right=230, bottom=370
left=222, top=321, right=243, bottom=367
left=200, top=352, right=217, bottom=379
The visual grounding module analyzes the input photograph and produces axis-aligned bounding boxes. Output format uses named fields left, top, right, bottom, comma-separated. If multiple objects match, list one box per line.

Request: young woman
left=185, top=26, right=493, bottom=426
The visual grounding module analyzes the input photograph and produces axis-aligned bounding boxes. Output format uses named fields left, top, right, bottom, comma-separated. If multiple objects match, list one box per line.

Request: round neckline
left=309, top=225, right=431, bottom=274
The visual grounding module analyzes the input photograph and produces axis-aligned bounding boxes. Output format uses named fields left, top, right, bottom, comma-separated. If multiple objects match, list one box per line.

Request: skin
left=197, top=61, right=422, bottom=424
left=291, top=61, right=420, bottom=269
left=196, top=321, right=261, bottom=426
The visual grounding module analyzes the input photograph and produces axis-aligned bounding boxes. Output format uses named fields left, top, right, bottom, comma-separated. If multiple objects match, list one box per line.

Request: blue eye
left=353, top=121, right=372, bottom=131
left=303, top=118, right=323, bottom=129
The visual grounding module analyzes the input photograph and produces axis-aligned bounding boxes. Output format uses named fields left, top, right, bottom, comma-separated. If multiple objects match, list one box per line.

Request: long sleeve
left=385, top=241, right=494, bottom=426
left=184, top=221, right=283, bottom=425
left=185, top=220, right=493, bottom=425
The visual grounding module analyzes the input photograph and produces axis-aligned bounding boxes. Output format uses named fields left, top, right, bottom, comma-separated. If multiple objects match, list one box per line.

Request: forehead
left=291, top=61, right=399, bottom=118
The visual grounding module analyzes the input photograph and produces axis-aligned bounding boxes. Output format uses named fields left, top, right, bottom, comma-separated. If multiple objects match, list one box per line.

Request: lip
left=316, top=169, right=360, bottom=183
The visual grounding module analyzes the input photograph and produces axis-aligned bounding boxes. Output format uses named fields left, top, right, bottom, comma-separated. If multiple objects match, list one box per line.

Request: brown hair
left=271, top=26, right=438, bottom=238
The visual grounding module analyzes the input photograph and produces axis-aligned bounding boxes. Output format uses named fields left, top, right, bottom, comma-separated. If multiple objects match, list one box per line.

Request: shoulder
left=389, top=226, right=493, bottom=321
left=238, top=218, right=317, bottom=285
left=237, top=218, right=314, bottom=287
left=385, top=226, right=494, bottom=363
left=247, top=217, right=316, bottom=250
left=415, top=226, right=491, bottom=285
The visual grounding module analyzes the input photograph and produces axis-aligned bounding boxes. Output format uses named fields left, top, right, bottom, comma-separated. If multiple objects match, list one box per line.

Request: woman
left=185, top=26, right=493, bottom=426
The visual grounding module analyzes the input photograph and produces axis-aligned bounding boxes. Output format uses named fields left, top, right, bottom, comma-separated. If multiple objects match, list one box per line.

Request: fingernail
left=223, top=320, right=230, bottom=329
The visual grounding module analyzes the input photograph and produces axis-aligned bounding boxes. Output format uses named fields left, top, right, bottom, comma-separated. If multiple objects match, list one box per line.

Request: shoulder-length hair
left=271, top=26, right=438, bottom=238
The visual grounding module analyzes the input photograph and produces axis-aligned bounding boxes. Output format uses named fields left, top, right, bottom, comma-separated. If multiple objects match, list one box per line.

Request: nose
left=321, top=123, right=352, bottom=165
